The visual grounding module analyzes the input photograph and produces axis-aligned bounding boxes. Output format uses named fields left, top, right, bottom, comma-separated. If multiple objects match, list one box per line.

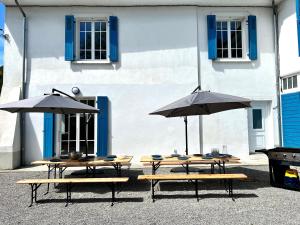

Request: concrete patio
left=1, top=164, right=300, bottom=225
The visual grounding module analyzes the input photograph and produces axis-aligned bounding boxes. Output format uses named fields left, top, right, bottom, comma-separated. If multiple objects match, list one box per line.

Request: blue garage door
left=282, top=92, right=300, bottom=147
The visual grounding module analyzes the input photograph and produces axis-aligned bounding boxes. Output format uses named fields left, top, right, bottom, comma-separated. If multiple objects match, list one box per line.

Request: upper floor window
left=78, top=20, right=108, bottom=61
left=217, top=20, right=244, bottom=59
left=282, top=75, right=298, bottom=91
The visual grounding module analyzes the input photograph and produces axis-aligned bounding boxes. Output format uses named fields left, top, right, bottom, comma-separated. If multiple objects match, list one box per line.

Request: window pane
left=223, top=49, right=228, bottom=58
left=236, top=31, right=242, bottom=48
left=217, top=21, right=222, bottom=30
left=222, top=21, right=227, bottom=30
left=69, top=115, right=76, bottom=140
left=237, top=49, right=242, bottom=58
left=80, top=51, right=85, bottom=60
left=217, top=31, right=222, bottom=48
left=88, top=116, right=94, bottom=140
left=283, top=79, right=287, bottom=90
left=101, top=32, right=107, bottom=49
left=230, top=21, right=236, bottom=30
left=101, top=50, right=107, bottom=60
left=101, top=22, right=106, bottom=31
left=288, top=77, right=293, bottom=89
left=80, top=32, right=85, bottom=49
left=236, top=21, right=242, bottom=30
left=86, top=22, right=92, bottom=31
left=61, top=142, right=69, bottom=155
left=223, top=31, right=228, bottom=49
left=95, top=22, right=101, bottom=32
left=69, top=141, right=76, bottom=152
left=86, top=32, right=92, bottom=49
left=80, top=22, right=85, bottom=31
left=95, top=50, right=100, bottom=59
left=95, top=32, right=100, bottom=50
left=231, top=49, right=237, bottom=58
left=80, top=141, right=94, bottom=155
left=293, top=76, right=298, bottom=88
left=253, top=109, right=262, bottom=129
left=217, top=50, right=222, bottom=58
left=231, top=31, right=236, bottom=48
left=86, top=50, right=91, bottom=59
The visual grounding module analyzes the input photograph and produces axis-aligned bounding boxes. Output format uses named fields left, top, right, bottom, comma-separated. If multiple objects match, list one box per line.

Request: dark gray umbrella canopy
left=150, top=89, right=251, bottom=157
left=150, top=91, right=251, bottom=117
left=0, top=94, right=99, bottom=114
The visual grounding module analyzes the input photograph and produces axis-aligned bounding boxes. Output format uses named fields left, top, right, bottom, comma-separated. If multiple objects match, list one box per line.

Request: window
left=61, top=99, right=96, bottom=155
left=216, top=20, right=244, bottom=59
left=78, top=20, right=108, bottom=61
left=252, top=109, right=262, bottom=130
left=282, top=75, right=298, bottom=91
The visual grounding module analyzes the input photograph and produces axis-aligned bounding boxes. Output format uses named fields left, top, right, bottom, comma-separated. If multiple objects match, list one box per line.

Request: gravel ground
left=0, top=165, right=300, bottom=225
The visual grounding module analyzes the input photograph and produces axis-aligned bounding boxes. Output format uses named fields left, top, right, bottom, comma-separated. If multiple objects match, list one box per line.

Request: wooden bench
left=17, top=177, right=129, bottom=207
left=138, top=173, right=247, bottom=201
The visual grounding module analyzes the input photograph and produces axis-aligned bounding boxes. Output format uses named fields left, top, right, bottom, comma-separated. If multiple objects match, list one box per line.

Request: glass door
left=60, top=98, right=96, bottom=156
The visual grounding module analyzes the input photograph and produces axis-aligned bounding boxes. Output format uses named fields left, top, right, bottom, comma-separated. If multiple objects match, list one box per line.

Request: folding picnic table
left=140, top=155, right=240, bottom=174
left=32, top=156, right=133, bottom=192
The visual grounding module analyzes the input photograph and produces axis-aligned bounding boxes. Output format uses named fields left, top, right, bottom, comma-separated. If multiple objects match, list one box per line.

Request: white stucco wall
left=3, top=6, right=278, bottom=164
left=278, top=0, right=300, bottom=77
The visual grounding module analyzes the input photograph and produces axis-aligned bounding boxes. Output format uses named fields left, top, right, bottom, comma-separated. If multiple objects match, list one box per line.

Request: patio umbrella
left=150, top=86, right=251, bottom=155
left=0, top=89, right=99, bottom=158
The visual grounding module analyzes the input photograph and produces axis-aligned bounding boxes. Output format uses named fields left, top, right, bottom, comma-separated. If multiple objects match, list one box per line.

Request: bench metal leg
left=227, top=179, right=233, bottom=199
left=151, top=180, right=159, bottom=202
left=65, top=183, right=72, bottom=207
left=111, top=183, right=115, bottom=206
left=195, top=180, right=199, bottom=201
left=46, top=165, right=51, bottom=194
left=29, top=183, right=41, bottom=207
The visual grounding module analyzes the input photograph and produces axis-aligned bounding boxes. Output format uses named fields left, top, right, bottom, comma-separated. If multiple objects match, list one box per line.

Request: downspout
left=15, top=0, right=27, bottom=165
left=196, top=8, right=203, bottom=154
left=272, top=0, right=283, bottom=146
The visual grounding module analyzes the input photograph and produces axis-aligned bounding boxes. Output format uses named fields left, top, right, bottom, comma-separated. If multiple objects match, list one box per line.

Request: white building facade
left=0, top=0, right=283, bottom=168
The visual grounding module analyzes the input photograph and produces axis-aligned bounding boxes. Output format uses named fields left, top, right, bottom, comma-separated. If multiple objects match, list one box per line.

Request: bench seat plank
left=17, top=177, right=129, bottom=184
left=138, top=173, right=247, bottom=180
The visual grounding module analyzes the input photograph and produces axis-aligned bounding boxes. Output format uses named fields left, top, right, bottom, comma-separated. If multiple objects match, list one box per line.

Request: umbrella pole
left=84, top=113, right=88, bottom=158
left=184, top=116, right=189, bottom=174
left=184, top=116, right=188, bottom=155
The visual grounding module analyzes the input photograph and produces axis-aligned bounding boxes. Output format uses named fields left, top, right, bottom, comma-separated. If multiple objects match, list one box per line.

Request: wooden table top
left=32, top=156, right=133, bottom=166
left=140, top=155, right=240, bottom=163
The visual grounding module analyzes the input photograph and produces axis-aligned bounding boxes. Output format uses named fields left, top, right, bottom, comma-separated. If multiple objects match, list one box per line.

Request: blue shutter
left=248, top=15, right=257, bottom=60
left=109, top=16, right=119, bottom=62
left=97, top=96, right=109, bottom=157
left=65, top=15, right=75, bottom=61
left=43, top=113, right=55, bottom=158
left=296, top=0, right=300, bottom=56
left=281, top=92, right=300, bottom=147
left=207, top=15, right=217, bottom=60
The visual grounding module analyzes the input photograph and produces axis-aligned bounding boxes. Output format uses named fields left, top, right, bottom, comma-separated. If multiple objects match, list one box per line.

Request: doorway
left=248, top=102, right=268, bottom=153
left=60, top=98, right=97, bottom=156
